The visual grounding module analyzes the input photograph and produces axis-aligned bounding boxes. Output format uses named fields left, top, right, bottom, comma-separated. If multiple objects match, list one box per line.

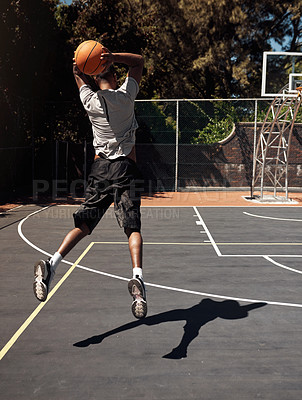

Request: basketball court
left=1, top=192, right=302, bottom=399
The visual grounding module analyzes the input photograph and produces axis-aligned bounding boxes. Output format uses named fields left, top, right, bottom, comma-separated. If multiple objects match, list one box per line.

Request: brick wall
left=219, top=122, right=302, bottom=188
left=137, top=122, right=302, bottom=190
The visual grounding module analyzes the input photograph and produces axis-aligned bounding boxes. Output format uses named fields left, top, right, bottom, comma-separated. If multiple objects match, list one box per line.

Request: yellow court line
left=94, top=241, right=206, bottom=245
left=217, top=243, right=302, bottom=246
left=0, top=242, right=94, bottom=361
left=204, top=243, right=302, bottom=246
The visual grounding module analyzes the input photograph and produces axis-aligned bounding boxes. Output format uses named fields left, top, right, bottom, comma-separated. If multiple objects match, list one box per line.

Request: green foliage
left=0, top=0, right=69, bottom=147
left=0, top=0, right=62, bottom=99
left=135, top=101, right=176, bottom=144
left=136, top=0, right=302, bottom=99
left=295, top=106, right=302, bottom=122
left=192, top=119, right=235, bottom=145
left=53, top=0, right=302, bottom=100
left=190, top=102, right=237, bottom=144
left=256, top=99, right=302, bottom=124
left=1, top=0, right=302, bottom=145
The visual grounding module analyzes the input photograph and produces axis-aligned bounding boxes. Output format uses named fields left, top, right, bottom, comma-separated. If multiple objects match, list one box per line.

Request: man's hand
left=103, top=52, right=144, bottom=84
left=73, top=60, right=91, bottom=89
left=100, top=47, right=114, bottom=72
left=73, top=61, right=83, bottom=77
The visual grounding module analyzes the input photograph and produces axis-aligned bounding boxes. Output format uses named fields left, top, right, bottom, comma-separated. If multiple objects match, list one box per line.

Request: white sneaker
left=33, top=260, right=55, bottom=302
left=128, top=277, right=147, bottom=319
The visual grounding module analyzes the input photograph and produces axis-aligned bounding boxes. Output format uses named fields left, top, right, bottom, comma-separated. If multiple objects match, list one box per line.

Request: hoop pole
left=251, top=99, right=258, bottom=198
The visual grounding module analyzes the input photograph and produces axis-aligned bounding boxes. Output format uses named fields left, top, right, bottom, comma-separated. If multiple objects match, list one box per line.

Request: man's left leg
left=33, top=223, right=90, bottom=302
left=125, top=228, right=147, bottom=319
left=125, top=228, right=143, bottom=269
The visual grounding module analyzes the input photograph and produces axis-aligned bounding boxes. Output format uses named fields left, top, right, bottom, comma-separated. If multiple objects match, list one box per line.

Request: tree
left=0, top=0, right=79, bottom=148
left=1, top=0, right=301, bottom=145
left=132, top=0, right=302, bottom=99
left=0, top=0, right=63, bottom=99
left=55, top=0, right=161, bottom=98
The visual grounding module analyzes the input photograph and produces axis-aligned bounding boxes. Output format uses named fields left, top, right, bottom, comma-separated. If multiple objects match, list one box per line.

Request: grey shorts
left=73, top=156, right=143, bottom=234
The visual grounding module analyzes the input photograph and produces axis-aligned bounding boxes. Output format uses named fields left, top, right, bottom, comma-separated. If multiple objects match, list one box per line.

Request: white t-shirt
left=79, top=77, right=139, bottom=159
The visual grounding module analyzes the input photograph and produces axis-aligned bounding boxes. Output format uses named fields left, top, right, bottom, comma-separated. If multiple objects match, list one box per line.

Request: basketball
left=74, top=40, right=106, bottom=75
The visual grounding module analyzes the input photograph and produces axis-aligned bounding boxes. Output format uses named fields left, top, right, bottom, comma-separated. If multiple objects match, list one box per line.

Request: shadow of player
left=73, top=298, right=266, bottom=359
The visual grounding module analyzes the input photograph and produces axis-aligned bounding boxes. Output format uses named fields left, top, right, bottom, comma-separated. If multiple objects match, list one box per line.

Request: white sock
left=133, top=267, right=143, bottom=280
left=49, top=252, right=62, bottom=271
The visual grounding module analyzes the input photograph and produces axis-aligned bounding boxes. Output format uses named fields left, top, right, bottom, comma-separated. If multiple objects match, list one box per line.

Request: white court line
left=193, top=206, right=222, bottom=256
left=76, top=264, right=302, bottom=308
left=16, top=206, right=302, bottom=311
left=18, top=206, right=53, bottom=257
left=93, top=241, right=302, bottom=246
left=243, top=211, right=302, bottom=222
left=221, top=254, right=302, bottom=258
left=264, top=256, right=302, bottom=275
left=193, top=207, right=302, bottom=258
left=59, top=204, right=302, bottom=208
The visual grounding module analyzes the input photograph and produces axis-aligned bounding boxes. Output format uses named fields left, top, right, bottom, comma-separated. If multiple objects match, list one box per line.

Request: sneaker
left=128, top=277, right=147, bottom=319
left=33, top=260, right=55, bottom=302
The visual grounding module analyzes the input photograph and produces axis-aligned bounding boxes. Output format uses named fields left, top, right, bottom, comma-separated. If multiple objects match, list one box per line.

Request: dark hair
left=96, top=64, right=116, bottom=80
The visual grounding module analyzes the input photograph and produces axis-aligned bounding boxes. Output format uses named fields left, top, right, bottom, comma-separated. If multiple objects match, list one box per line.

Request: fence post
left=54, top=140, right=59, bottom=199
left=84, top=140, right=87, bottom=191
left=175, top=100, right=179, bottom=192
left=31, top=99, right=35, bottom=197
left=66, top=141, right=69, bottom=191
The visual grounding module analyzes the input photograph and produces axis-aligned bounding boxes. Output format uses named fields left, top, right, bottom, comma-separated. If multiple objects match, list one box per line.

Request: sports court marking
left=264, top=256, right=302, bottom=275
left=243, top=211, right=302, bottom=222
left=3, top=204, right=302, bottom=361
left=0, top=241, right=94, bottom=361
left=93, top=241, right=302, bottom=246
left=75, top=262, right=302, bottom=308
left=193, top=206, right=222, bottom=256
left=193, top=206, right=302, bottom=259
left=17, top=206, right=302, bottom=305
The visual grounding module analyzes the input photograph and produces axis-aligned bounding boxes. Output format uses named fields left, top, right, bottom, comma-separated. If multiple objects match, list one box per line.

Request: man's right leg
left=57, top=223, right=90, bottom=258
left=34, top=155, right=113, bottom=302
left=33, top=222, right=90, bottom=302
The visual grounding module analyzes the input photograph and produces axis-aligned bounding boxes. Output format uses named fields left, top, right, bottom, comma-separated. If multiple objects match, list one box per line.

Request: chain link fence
left=0, top=92, right=34, bottom=200
left=2, top=97, right=281, bottom=200
left=47, top=99, right=274, bottom=198
left=134, top=99, right=272, bottom=192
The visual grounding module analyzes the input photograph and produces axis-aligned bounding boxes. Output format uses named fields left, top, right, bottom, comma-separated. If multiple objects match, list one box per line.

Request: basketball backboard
left=261, top=51, right=302, bottom=97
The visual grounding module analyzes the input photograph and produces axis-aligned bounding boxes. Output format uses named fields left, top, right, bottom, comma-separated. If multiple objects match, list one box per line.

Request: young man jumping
left=33, top=48, right=147, bottom=319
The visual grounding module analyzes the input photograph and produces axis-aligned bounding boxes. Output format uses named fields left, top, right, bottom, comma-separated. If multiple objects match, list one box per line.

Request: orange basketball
left=74, top=40, right=106, bottom=75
